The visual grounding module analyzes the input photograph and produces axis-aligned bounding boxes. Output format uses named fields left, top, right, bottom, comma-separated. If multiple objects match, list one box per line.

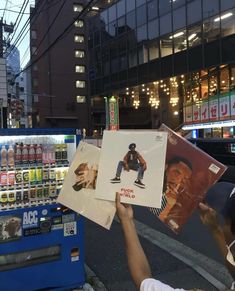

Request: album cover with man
left=149, top=124, right=227, bottom=233
left=57, top=142, right=116, bottom=230
left=95, top=130, right=168, bottom=208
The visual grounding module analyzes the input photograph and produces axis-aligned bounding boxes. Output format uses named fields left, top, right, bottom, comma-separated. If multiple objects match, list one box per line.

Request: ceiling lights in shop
left=169, top=77, right=179, bottom=106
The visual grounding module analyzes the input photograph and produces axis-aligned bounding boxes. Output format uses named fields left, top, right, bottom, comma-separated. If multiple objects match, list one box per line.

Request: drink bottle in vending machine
left=0, top=128, right=84, bottom=291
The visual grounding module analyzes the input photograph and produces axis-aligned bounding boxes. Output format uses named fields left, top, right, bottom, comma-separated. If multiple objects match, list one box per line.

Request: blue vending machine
left=0, top=128, right=85, bottom=291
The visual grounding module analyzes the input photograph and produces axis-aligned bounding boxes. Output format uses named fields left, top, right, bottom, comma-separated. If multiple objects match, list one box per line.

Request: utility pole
left=0, top=18, right=14, bottom=128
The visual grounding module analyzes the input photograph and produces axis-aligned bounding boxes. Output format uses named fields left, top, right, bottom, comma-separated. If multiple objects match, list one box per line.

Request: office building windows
left=137, top=4, right=147, bottom=27
left=148, top=0, right=158, bottom=21
left=188, top=24, right=202, bottom=47
left=173, top=7, right=186, bottom=30
left=117, top=0, right=125, bottom=17
left=108, top=4, right=116, bottom=22
left=159, top=1, right=171, bottom=16
left=76, top=95, right=86, bottom=103
left=203, top=16, right=220, bottom=43
left=203, top=0, right=219, bottom=19
left=221, top=8, right=235, bottom=37
left=148, top=19, right=159, bottom=40
left=160, top=13, right=172, bottom=36
left=76, top=80, right=85, bottom=88
left=221, top=0, right=235, bottom=11
left=75, top=65, right=85, bottom=73
left=160, top=34, right=173, bottom=57
left=73, top=4, right=83, bottom=12
left=75, top=50, right=85, bottom=58
left=148, top=40, right=159, bottom=60
left=187, top=0, right=202, bottom=25
left=74, top=35, right=84, bottom=43
left=74, top=20, right=84, bottom=27
left=127, top=0, right=135, bottom=13
left=126, top=10, right=136, bottom=29
left=31, top=30, right=37, bottom=39
left=137, top=25, right=147, bottom=42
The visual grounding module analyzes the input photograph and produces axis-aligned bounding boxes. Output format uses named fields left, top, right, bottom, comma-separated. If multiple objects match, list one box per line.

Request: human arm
left=199, top=202, right=228, bottom=258
left=116, top=193, right=152, bottom=289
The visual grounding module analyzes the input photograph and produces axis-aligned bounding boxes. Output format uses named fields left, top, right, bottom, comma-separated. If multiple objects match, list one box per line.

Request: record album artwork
left=95, top=130, right=168, bottom=207
left=57, top=142, right=116, bottom=230
left=149, top=124, right=227, bottom=233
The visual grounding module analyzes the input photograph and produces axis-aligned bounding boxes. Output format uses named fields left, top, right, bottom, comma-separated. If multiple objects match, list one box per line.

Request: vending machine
left=0, top=128, right=85, bottom=291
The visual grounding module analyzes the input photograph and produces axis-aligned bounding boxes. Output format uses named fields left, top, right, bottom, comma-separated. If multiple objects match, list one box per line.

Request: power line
left=4, top=0, right=47, bottom=57
left=2, top=0, right=9, bottom=21
left=4, top=0, right=64, bottom=59
left=6, top=0, right=29, bottom=45
left=17, top=0, right=96, bottom=76
left=33, top=0, right=67, bottom=56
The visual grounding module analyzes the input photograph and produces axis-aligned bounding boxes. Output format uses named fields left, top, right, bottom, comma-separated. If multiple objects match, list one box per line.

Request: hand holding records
left=149, top=124, right=227, bottom=233
left=95, top=130, right=168, bottom=208
left=57, top=142, right=116, bottom=230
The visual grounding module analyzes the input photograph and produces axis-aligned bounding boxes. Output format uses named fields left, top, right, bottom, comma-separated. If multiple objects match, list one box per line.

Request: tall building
left=30, top=0, right=89, bottom=129
left=5, top=44, right=20, bottom=75
left=88, top=0, right=235, bottom=137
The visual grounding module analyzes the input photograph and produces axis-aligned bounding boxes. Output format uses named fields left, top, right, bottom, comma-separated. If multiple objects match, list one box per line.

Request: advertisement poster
left=209, top=98, right=219, bottom=121
left=57, top=142, right=116, bottom=230
left=149, top=124, right=227, bottom=233
left=219, top=94, right=230, bottom=120
left=0, top=216, right=22, bottom=243
left=95, top=130, right=168, bottom=207
left=184, top=105, right=193, bottom=124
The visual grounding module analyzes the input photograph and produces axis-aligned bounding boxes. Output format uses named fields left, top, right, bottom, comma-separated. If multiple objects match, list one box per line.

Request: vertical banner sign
left=105, top=97, right=109, bottom=130
left=200, top=101, right=209, bottom=122
left=230, top=92, right=235, bottom=118
left=106, top=96, right=119, bottom=131
left=184, top=105, right=193, bottom=124
left=219, top=94, right=230, bottom=120
left=209, top=98, right=219, bottom=121
left=192, top=104, right=200, bottom=123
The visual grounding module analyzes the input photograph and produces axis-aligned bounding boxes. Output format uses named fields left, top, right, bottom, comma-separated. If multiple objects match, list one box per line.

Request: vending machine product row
left=0, top=128, right=85, bottom=291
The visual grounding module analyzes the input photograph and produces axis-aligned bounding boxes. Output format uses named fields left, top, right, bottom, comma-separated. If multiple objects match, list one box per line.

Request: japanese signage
left=105, top=96, right=119, bottom=131
left=209, top=98, right=219, bottom=121
left=183, top=91, right=235, bottom=125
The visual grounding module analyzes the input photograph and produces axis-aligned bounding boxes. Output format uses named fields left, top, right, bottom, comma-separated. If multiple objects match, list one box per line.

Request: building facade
left=30, top=0, right=89, bottom=129
left=88, top=0, right=235, bottom=137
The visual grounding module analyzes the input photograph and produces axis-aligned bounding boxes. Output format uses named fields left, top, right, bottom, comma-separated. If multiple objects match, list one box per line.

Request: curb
left=85, top=264, right=108, bottom=291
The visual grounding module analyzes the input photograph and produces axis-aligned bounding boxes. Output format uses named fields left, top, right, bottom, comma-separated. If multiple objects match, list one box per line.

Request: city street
left=84, top=206, right=233, bottom=291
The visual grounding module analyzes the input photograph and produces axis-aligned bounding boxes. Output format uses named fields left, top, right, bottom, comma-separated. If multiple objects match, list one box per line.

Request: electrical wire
left=16, top=0, right=96, bottom=77
left=4, top=0, right=64, bottom=59
left=32, top=0, right=67, bottom=57
left=2, top=0, right=9, bottom=21
left=4, top=0, right=47, bottom=58
left=6, top=0, right=29, bottom=45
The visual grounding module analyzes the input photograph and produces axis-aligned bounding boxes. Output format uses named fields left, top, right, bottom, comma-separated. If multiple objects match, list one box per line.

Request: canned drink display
left=15, top=171, right=23, bottom=184
left=0, top=172, right=8, bottom=186
left=23, top=171, right=29, bottom=183
left=49, top=169, right=56, bottom=181
left=43, top=169, right=49, bottom=181
left=36, top=186, right=43, bottom=198
left=8, top=172, right=15, bottom=186
left=43, top=185, right=50, bottom=197
left=29, top=168, right=36, bottom=183
left=49, top=184, right=57, bottom=198
left=29, top=187, right=36, bottom=199
left=36, top=167, right=43, bottom=183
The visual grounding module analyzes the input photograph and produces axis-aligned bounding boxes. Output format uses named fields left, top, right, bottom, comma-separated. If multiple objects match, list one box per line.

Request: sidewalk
left=83, top=218, right=233, bottom=291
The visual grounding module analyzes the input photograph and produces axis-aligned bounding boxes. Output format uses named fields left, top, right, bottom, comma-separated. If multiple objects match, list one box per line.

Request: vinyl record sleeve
left=95, top=130, right=168, bottom=207
left=57, top=142, right=116, bottom=230
left=149, top=124, right=227, bottom=233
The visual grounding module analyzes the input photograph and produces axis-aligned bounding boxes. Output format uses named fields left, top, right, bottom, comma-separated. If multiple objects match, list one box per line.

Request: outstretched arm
left=199, top=203, right=235, bottom=280
left=116, top=193, right=152, bottom=289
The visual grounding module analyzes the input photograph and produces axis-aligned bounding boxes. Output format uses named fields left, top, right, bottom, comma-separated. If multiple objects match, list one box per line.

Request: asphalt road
left=84, top=205, right=230, bottom=291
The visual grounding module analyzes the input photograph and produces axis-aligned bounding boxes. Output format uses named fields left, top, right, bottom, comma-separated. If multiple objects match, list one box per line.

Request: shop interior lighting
left=182, top=120, right=235, bottom=130
left=91, top=6, right=99, bottom=10
left=188, top=33, right=197, bottom=41
left=214, top=12, right=233, bottom=22
left=169, top=31, right=184, bottom=39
